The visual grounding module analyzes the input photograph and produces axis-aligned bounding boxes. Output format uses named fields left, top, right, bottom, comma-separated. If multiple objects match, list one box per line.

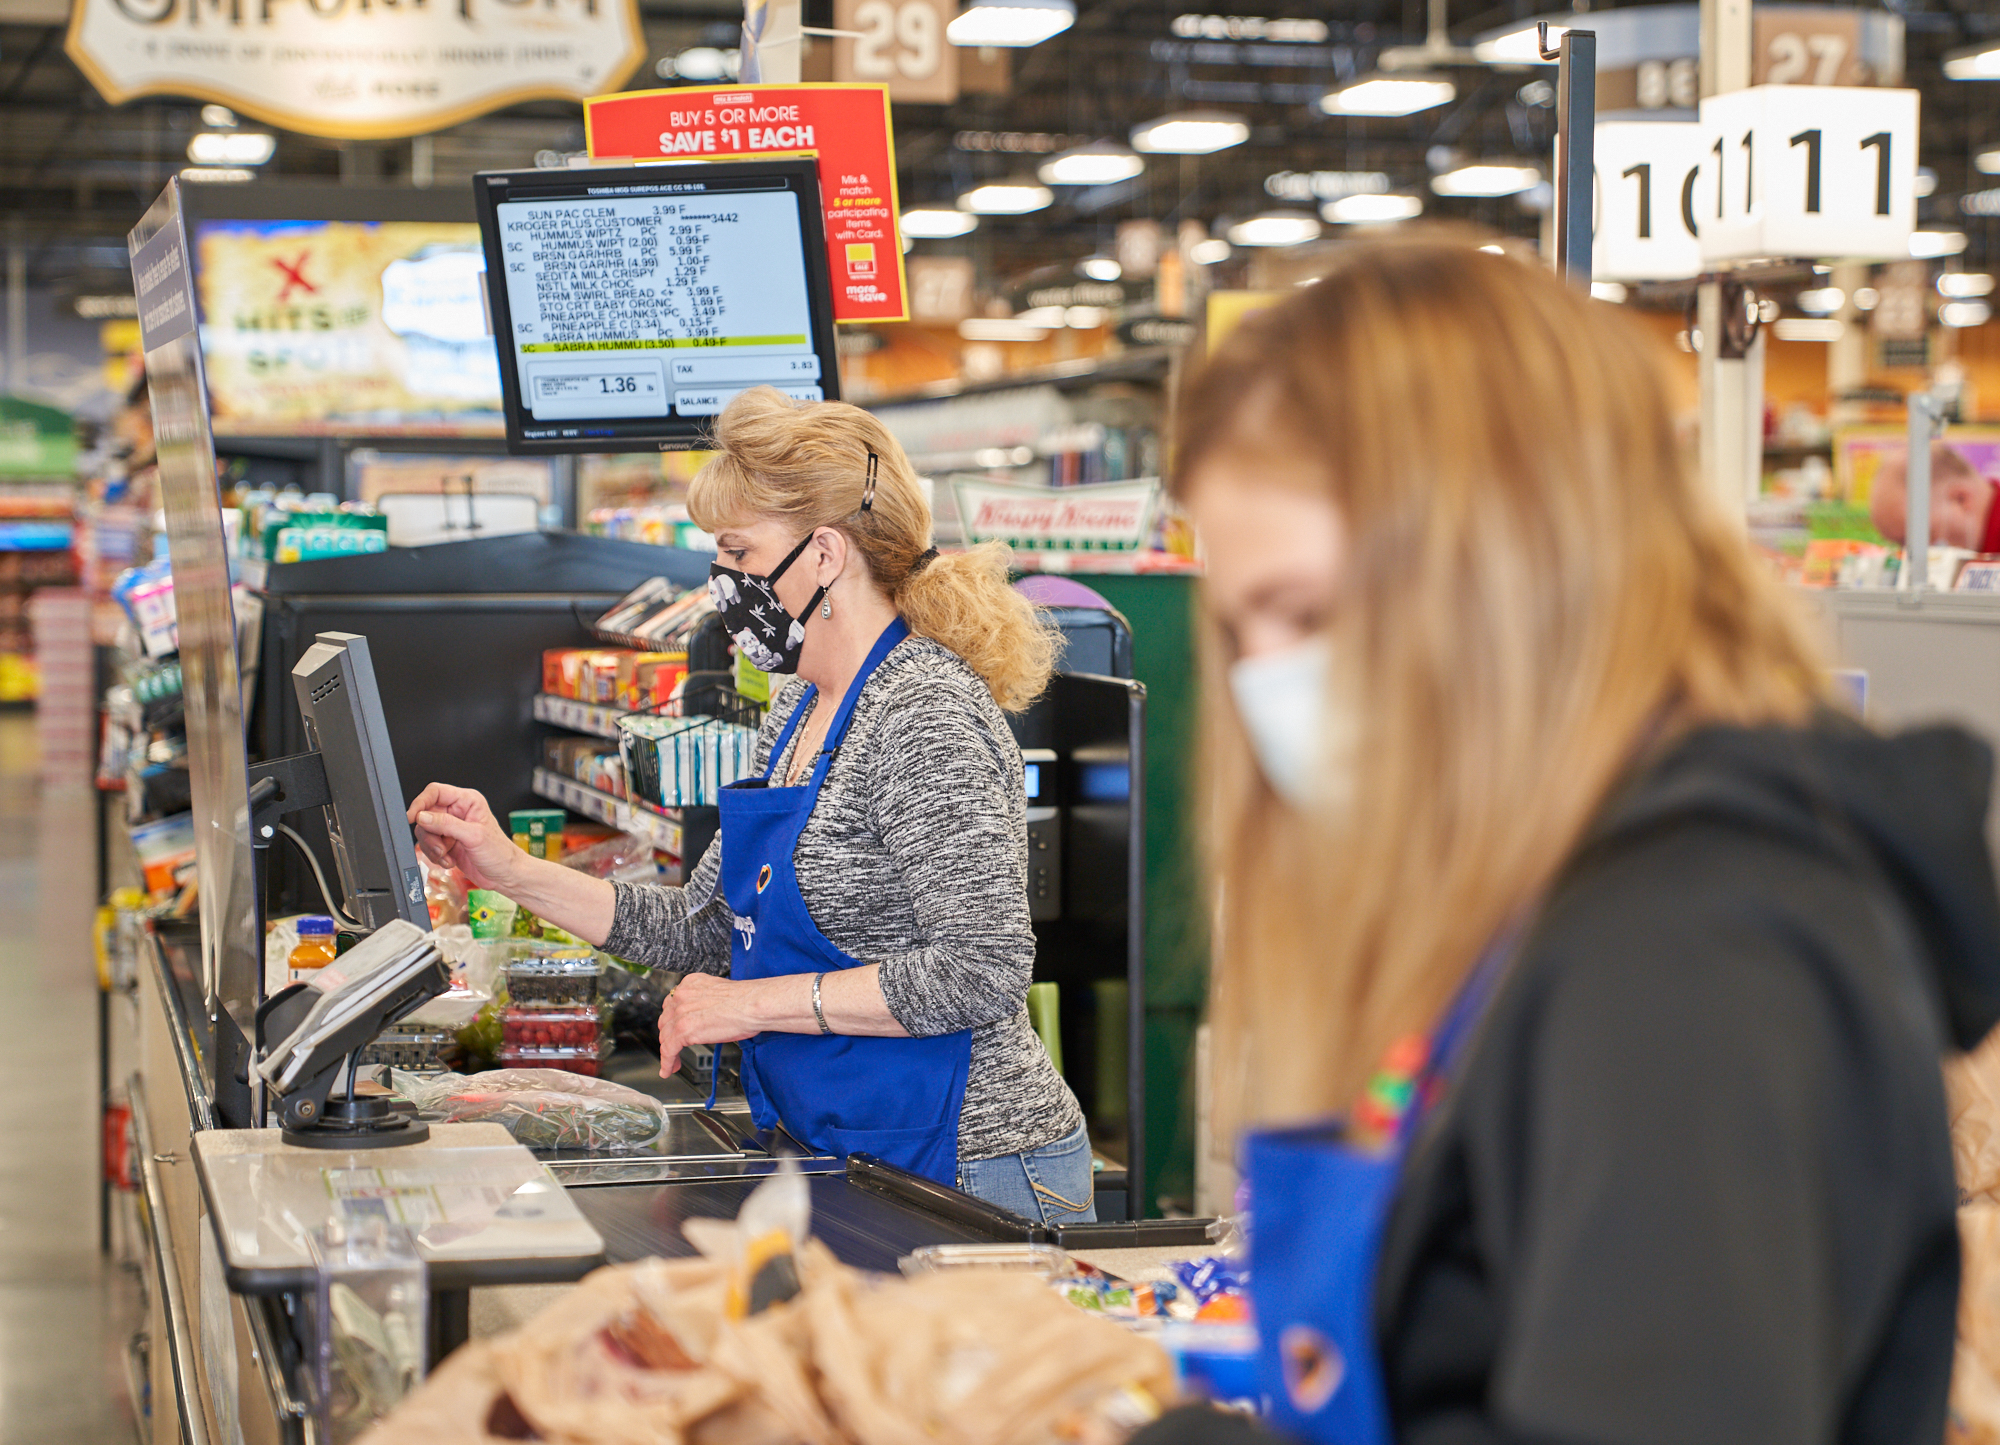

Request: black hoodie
left=1141, top=720, right=2000, bottom=1445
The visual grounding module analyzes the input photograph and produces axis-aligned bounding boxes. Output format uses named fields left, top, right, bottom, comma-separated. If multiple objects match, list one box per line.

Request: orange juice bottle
left=288, top=916, right=338, bottom=985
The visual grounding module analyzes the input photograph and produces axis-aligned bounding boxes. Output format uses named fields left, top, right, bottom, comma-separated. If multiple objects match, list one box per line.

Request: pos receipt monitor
left=291, top=632, right=430, bottom=932
left=474, top=159, right=842, bottom=455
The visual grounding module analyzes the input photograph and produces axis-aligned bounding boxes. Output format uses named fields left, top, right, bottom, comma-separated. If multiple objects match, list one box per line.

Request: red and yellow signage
left=585, top=83, right=909, bottom=324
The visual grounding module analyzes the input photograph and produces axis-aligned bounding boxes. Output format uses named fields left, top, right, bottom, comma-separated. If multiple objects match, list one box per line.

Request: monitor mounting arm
left=246, top=748, right=330, bottom=849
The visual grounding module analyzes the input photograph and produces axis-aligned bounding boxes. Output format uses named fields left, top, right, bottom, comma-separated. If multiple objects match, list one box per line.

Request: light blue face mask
left=1228, top=635, right=1354, bottom=813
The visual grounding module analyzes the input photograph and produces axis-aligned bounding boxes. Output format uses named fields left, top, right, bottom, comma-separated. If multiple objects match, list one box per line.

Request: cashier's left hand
left=658, top=974, right=762, bottom=1077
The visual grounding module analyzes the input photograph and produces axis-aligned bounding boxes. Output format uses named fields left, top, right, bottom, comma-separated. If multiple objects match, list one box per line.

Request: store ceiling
left=1, top=0, right=1998, bottom=308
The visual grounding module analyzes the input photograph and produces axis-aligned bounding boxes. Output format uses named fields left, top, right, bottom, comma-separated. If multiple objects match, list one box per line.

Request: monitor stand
left=281, top=1093, right=430, bottom=1151
left=246, top=747, right=440, bottom=1150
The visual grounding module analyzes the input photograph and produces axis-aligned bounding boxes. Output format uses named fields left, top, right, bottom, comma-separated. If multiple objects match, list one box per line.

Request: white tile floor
left=1, top=709, right=139, bottom=1443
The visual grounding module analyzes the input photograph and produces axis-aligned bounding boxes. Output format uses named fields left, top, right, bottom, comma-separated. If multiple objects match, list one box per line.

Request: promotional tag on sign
left=585, top=83, right=909, bottom=323
left=1696, top=83, right=1919, bottom=264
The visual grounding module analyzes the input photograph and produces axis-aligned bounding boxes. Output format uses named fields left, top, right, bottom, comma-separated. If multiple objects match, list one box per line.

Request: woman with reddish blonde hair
left=1138, top=232, right=2000, bottom=1445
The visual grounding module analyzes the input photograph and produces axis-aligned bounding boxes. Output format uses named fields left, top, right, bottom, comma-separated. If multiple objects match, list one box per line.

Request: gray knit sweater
left=603, top=633, right=1084, bottom=1163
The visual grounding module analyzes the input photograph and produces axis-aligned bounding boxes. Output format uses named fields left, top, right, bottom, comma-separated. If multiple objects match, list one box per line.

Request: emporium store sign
left=65, top=0, right=645, bottom=140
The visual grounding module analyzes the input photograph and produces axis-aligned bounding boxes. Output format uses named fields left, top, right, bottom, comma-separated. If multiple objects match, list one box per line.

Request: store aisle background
left=1, top=708, right=136, bottom=1443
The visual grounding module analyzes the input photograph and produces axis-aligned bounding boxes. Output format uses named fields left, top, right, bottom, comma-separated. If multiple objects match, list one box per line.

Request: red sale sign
left=585, top=83, right=909, bottom=324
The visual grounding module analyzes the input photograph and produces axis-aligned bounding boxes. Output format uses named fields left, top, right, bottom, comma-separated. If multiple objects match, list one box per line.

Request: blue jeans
left=958, top=1121, right=1098, bottom=1227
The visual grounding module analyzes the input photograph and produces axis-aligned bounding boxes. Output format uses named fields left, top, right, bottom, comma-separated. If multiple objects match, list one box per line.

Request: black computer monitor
left=291, top=631, right=430, bottom=932
left=473, top=158, right=841, bottom=455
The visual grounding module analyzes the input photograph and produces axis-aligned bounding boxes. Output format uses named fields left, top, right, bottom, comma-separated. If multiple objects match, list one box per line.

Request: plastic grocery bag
left=354, top=1191, right=1176, bottom=1445
left=1948, top=1032, right=2000, bottom=1443
left=1952, top=1030, right=2000, bottom=1204
left=388, top=1068, right=668, bottom=1154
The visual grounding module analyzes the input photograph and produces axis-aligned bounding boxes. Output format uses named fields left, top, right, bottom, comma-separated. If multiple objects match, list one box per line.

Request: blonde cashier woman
left=409, top=388, right=1094, bottom=1226
left=1136, top=233, right=2000, bottom=1445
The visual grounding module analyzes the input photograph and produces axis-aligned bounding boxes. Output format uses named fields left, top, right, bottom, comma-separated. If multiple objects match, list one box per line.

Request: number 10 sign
left=1697, top=84, right=1918, bottom=264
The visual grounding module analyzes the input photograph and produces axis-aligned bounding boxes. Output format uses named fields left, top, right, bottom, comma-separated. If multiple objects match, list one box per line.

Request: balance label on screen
left=496, top=183, right=819, bottom=424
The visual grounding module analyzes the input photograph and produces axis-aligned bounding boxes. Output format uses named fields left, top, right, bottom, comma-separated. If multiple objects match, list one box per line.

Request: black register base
left=132, top=917, right=1093, bottom=1445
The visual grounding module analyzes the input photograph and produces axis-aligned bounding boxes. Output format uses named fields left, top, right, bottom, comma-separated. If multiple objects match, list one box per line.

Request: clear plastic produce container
left=503, top=945, right=603, bottom=1007
left=500, top=1004, right=600, bottom=1050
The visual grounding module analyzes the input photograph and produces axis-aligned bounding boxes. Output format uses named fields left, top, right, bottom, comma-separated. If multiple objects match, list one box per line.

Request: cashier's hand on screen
left=658, top=974, right=760, bottom=1077
left=408, top=783, right=522, bottom=892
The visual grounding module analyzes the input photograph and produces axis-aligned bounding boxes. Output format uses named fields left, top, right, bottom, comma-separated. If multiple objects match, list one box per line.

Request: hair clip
left=862, top=451, right=879, bottom=512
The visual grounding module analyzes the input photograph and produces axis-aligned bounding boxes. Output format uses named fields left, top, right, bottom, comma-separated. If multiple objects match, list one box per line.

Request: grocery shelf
left=533, top=693, right=626, bottom=740
left=531, top=768, right=682, bottom=857
left=866, top=347, right=1174, bottom=409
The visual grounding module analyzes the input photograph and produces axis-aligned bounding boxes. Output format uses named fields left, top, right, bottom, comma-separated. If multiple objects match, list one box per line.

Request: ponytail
left=892, top=541, right=1056, bottom=713
left=689, top=387, right=1059, bottom=711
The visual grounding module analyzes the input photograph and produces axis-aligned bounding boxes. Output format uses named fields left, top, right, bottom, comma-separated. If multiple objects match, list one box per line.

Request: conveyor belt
left=572, top=1174, right=1009, bottom=1273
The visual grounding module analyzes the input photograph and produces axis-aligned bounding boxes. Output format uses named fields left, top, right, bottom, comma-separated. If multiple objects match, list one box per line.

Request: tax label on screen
left=1697, top=84, right=1918, bottom=264
left=1592, top=121, right=1705, bottom=282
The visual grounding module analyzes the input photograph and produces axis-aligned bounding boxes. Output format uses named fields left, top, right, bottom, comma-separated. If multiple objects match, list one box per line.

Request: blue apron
left=1245, top=945, right=1509, bottom=1444
left=716, top=617, right=973, bottom=1186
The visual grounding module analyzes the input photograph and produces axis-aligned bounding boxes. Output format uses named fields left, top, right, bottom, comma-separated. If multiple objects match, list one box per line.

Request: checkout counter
left=133, top=915, right=1140, bottom=1445
left=134, top=916, right=1060, bottom=1443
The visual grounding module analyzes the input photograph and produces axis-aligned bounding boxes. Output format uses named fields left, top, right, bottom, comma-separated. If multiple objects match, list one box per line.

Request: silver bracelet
left=811, top=972, right=831, bottom=1035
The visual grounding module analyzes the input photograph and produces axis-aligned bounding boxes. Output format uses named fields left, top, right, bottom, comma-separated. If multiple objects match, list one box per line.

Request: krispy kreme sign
left=953, top=477, right=1161, bottom=551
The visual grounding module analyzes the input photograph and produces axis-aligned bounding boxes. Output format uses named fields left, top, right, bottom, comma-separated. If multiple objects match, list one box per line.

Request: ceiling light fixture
left=1131, top=111, right=1249, bottom=155
left=901, top=208, right=979, bottom=238
left=1226, top=211, right=1323, bottom=247
left=200, top=104, right=237, bottom=128
left=1473, top=18, right=1564, bottom=64
left=1319, top=75, right=1456, bottom=117
left=946, top=0, right=1074, bottom=48
left=1945, top=44, right=2000, bottom=80
left=1189, top=237, right=1232, bottom=265
left=1916, top=168, right=1939, bottom=197
left=958, top=183, right=1053, bottom=214
left=1431, top=164, right=1541, bottom=197
left=1590, top=281, right=1628, bottom=303
left=1772, top=318, right=1844, bottom=342
left=1265, top=169, right=1390, bottom=202
left=1078, top=255, right=1123, bottom=281
left=180, top=167, right=255, bottom=184
left=1171, top=14, right=1328, bottom=42
left=1794, top=287, right=1846, bottom=315
left=1940, top=301, right=1993, bottom=328
left=1911, top=231, right=1970, bottom=259
left=1038, top=144, right=1145, bottom=186
left=187, top=131, right=275, bottom=166
left=1321, top=192, right=1423, bottom=224
left=959, top=317, right=1050, bottom=342
left=1940, top=273, right=1997, bottom=299
left=662, top=46, right=738, bottom=80
left=1853, top=287, right=1880, bottom=311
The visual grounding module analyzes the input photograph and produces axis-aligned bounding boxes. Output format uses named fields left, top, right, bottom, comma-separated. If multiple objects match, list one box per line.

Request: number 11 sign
left=1697, top=84, right=1918, bottom=264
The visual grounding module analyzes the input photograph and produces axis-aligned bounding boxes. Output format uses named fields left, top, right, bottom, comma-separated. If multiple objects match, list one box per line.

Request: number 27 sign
left=1697, top=84, right=1918, bottom=264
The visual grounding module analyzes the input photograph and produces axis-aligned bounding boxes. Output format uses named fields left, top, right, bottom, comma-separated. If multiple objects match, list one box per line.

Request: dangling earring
left=821, top=599, right=832, bottom=619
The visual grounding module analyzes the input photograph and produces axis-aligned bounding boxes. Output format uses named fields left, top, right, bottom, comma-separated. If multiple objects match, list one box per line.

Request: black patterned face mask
left=708, top=532, right=826, bottom=674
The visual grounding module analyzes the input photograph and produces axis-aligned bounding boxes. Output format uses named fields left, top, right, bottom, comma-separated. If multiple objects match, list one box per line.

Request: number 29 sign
left=1696, top=83, right=1918, bottom=264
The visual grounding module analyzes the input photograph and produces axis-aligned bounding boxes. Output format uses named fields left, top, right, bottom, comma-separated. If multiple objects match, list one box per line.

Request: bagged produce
left=389, top=1068, right=668, bottom=1153
left=356, top=1167, right=1174, bottom=1445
